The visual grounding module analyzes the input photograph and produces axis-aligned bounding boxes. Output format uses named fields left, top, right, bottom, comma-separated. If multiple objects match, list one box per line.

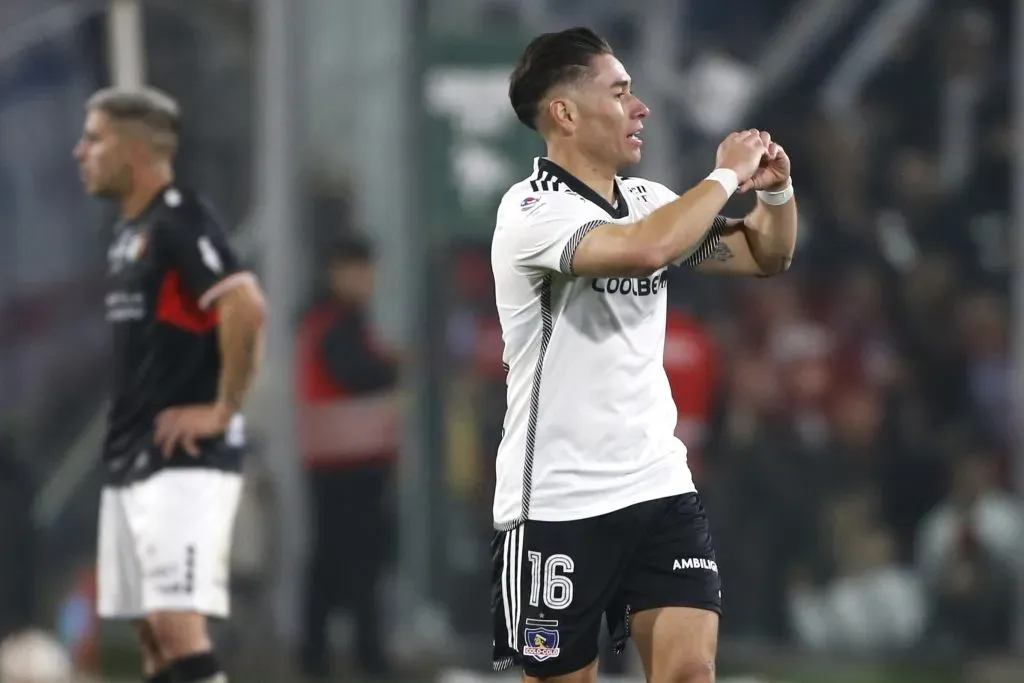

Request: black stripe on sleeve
left=681, top=214, right=728, bottom=268
left=558, top=220, right=607, bottom=275
left=528, top=163, right=544, bottom=192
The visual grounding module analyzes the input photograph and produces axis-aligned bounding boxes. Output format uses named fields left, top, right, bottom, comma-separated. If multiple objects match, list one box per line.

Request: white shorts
left=97, top=468, right=243, bottom=619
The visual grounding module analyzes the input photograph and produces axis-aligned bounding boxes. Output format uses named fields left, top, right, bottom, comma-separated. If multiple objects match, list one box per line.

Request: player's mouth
left=627, top=128, right=643, bottom=147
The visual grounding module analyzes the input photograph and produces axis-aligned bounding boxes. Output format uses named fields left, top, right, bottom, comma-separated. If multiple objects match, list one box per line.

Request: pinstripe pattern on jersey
left=681, top=215, right=728, bottom=267
left=495, top=274, right=554, bottom=532
left=558, top=220, right=607, bottom=274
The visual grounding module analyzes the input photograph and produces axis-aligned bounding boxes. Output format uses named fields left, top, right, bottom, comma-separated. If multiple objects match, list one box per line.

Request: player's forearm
left=743, top=195, right=797, bottom=276
left=215, top=289, right=266, bottom=415
left=627, top=180, right=731, bottom=270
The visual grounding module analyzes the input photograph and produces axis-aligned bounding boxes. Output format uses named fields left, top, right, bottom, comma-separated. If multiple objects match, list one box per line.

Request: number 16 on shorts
left=527, top=551, right=574, bottom=610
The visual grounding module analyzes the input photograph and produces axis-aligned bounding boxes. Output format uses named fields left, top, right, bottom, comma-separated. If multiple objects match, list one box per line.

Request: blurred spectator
left=296, top=236, right=401, bottom=679
left=956, top=292, right=1010, bottom=445
left=0, top=433, right=34, bottom=643
left=916, top=448, right=1021, bottom=651
left=709, top=348, right=823, bottom=641
left=916, top=447, right=1020, bottom=577
left=789, top=491, right=926, bottom=653
left=874, top=147, right=973, bottom=267
left=895, top=253, right=973, bottom=439
left=664, top=306, right=720, bottom=478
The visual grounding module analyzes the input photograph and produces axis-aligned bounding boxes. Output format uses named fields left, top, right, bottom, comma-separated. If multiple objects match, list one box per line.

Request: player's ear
left=547, top=96, right=578, bottom=132
left=111, top=121, right=141, bottom=158
left=117, top=121, right=156, bottom=160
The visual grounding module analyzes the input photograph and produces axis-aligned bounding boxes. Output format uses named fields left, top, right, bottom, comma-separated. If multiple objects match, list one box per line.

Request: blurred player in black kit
left=75, top=87, right=266, bottom=683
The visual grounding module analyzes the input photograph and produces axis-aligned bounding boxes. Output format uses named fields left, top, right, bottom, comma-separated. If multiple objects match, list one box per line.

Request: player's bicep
left=689, top=219, right=763, bottom=275
left=672, top=216, right=754, bottom=275
left=212, top=274, right=266, bottom=323
left=508, top=218, right=661, bottom=278
left=568, top=222, right=664, bottom=277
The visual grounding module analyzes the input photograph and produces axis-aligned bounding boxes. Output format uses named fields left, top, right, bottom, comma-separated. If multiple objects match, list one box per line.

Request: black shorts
left=491, top=492, right=721, bottom=677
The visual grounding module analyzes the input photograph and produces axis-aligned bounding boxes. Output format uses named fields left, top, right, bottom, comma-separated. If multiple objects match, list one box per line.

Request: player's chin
left=79, top=174, right=100, bottom=195
left=621, top=146, right=642, bottom=167
left=85, top=181, right=115, bottom=198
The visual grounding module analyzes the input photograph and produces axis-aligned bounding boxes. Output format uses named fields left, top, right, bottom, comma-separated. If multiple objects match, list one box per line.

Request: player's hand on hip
left=715, top=129, right=768, bottom=185
left=155, top=403, right=232, bottom=458
left=739, top=130, right=791, bottom=193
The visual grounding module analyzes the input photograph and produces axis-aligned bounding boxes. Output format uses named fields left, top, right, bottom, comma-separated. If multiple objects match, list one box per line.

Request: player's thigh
left=631, top=606, right=718, bottom=683
left=491, top=518, right=625, bottom=680
left=132, top=619, right=166, bottom=674
left=124, top=468, right=244, bottom=619
left=146, top=610, right=211, bottom=659
left=96, top=487, right=144, bottom=619
left=525, top=659, right=598, bottom=683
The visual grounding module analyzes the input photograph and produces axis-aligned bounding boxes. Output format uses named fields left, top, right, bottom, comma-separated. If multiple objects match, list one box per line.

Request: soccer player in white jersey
left=490, top=28, right=797, bottom=683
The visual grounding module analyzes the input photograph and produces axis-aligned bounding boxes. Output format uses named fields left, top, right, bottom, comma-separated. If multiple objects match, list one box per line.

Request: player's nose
left=633, top=98, right=650, bottom=119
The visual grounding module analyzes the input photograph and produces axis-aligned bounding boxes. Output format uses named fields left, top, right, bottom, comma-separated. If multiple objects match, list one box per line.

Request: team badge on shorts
left=523, top=620, right=560, bottom=661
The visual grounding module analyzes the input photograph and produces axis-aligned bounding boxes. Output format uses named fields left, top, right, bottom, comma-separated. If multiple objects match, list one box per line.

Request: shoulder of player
left=150, top=186, right=222, bottom=230
left=496, top=179, right=590, bottom=227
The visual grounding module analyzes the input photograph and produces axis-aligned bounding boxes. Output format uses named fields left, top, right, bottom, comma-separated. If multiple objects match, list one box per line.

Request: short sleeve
left=157, top=192, right=246, bottom=309
left=495, top=190, right=609, bottom=275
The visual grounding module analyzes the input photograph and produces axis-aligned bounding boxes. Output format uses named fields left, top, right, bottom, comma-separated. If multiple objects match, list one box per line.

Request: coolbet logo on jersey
left=591, top=270, right=668, bottom=297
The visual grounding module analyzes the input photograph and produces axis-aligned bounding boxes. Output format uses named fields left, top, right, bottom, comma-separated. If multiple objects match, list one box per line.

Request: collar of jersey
left=120, top=183, right=175, bottom=226
left=537, top=158, right=629, bottom=219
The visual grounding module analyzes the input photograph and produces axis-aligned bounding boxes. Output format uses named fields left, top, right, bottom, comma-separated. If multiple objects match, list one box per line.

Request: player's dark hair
left=509, top=27, right=613, bottom=131
left=86, top=86, right=181, bottom=156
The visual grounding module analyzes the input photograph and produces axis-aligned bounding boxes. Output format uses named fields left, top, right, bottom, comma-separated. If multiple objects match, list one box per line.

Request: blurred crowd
left=707, top=1, right=1018, bottom=653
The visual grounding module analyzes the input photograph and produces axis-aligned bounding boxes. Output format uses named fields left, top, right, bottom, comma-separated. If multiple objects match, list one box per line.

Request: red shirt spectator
left=663, top=309, right=719, bottom=477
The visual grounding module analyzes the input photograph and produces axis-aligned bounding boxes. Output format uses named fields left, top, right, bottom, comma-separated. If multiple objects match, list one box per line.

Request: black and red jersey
left=103, top=186, right=247, bottom=483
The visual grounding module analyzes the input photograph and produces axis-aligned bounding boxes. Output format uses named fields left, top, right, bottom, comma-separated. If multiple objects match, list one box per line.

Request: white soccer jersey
left=491, top=157, right=724, bottom=529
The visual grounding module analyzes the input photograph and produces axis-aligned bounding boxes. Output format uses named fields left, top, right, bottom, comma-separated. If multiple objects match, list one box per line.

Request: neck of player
left=121, top=162, right=174, bottom=219
left=546, top=143, right=617, bottom=206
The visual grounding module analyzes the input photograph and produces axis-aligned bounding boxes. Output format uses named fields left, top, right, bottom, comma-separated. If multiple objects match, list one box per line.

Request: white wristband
left=705, top=168, right=739, bottom=198
left=756, top=178, right=794, bottom=206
